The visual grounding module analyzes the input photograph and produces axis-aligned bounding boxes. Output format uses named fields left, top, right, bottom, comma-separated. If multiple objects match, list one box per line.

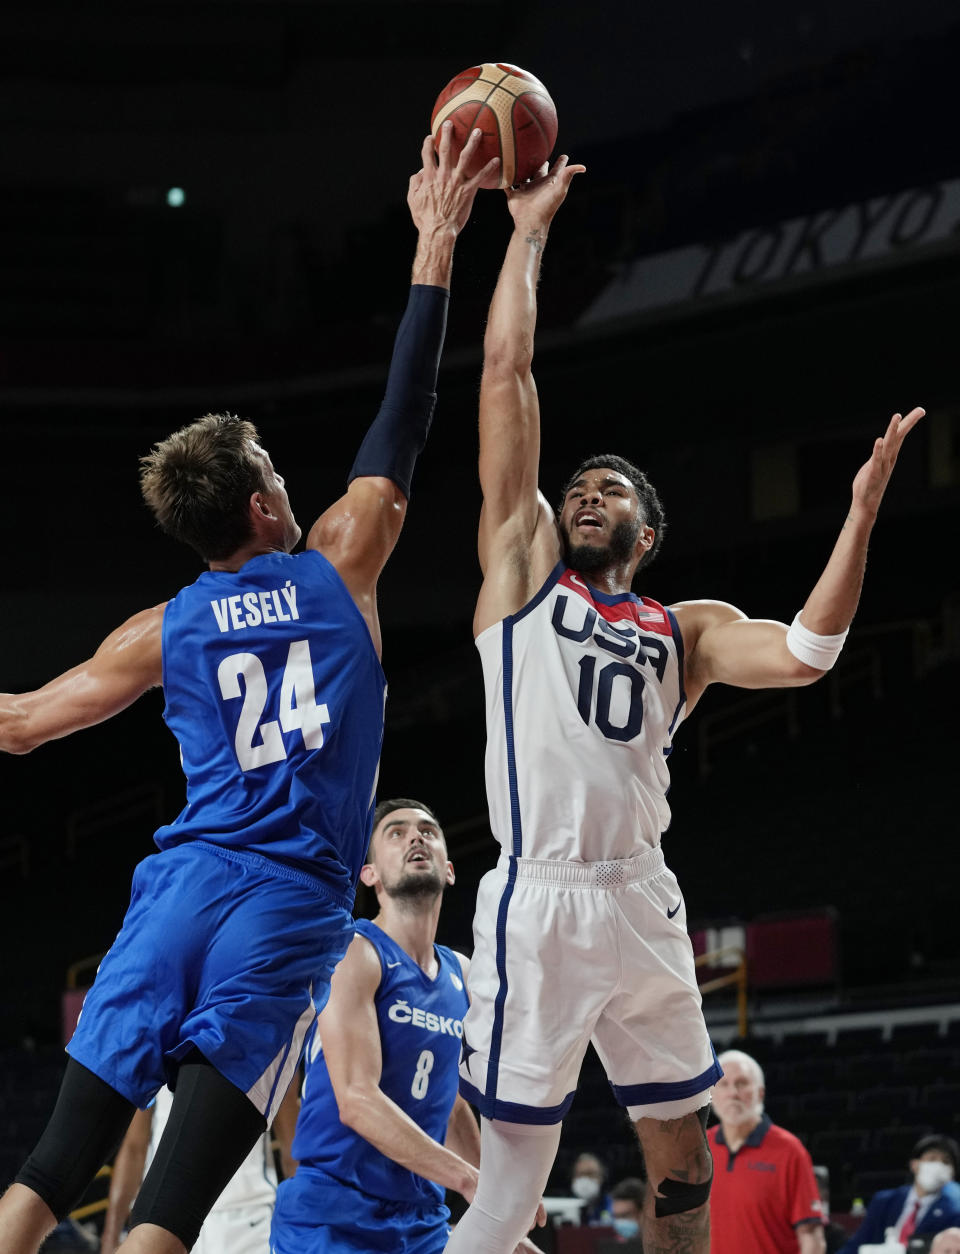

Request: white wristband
left=785, top=613, right=849, bottom=671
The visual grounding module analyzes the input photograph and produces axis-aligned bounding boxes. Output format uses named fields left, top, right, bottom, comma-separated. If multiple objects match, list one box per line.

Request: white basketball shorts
left=458, top=845, right=722, bottom=1125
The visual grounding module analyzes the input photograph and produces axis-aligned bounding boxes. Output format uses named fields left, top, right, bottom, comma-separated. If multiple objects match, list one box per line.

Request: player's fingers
left=420, top=133, right=437, bottom=175
left=436, top=118, right=454, bottom=170
left=465, top=155, right=499, bottom=190
left=897, top=406, right=925, bottom=438
left=456, top=126, right=483, bottom=174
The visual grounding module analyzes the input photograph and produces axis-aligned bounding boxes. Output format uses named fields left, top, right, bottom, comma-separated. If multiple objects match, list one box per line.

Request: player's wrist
left=411, top=227, right=457, bottom=286
left=846, top=497, right=878, bottom=529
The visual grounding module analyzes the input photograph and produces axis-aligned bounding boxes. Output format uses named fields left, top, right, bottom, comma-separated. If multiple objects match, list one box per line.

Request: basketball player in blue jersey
left=0, top=124, right=498, bottom=1254
left=270, top=798, right=543, bottom=1254
left=444, top=158, right=923, bottom=1254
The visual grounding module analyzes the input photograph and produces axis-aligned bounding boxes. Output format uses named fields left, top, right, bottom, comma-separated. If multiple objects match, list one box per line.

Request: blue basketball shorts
left=271, top=1170, right=451, bottom=1254
left=67, top=840, right=354, bottom=1120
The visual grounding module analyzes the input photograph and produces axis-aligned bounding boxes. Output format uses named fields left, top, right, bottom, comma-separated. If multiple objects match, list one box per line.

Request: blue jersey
left=292, top=919, right=470, bottom=1206
left=156, top=549, right=386, bottom=900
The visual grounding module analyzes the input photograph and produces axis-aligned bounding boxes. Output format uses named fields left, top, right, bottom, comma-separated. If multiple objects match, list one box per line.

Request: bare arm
left=320, top=934, right=479, bottom=1202
left=474, top=158, right=585, bottom=634
left=271, top=1072, right=301, bottom=1180
left=797, top=1222, right=827, bottom=1254
left=307, top=128, right=495, bottom=654
left=100, top=1107, right=153, bottom=1254
left=675, top=408, right=923, bottom=708
left=444, top=1095, right=481, bottom=1167
left=0, top=604, right=165, bottom=755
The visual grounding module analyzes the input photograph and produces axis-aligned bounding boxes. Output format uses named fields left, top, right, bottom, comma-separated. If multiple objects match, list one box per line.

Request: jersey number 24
left=218, top=639, right=330, bottom=771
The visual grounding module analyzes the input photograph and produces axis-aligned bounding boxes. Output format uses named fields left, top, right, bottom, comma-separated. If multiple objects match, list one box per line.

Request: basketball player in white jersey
left=100, top=1084, right=298, bottom=1254
left=444, top=156, right=922, bottom=1254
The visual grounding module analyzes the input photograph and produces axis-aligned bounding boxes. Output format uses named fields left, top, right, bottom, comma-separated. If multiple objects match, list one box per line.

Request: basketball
left=431, top=63, right=558, bottom=189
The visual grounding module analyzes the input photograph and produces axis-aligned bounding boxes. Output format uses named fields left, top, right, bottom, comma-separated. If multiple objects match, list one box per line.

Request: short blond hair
left=139, top=413, right=267, bottom=561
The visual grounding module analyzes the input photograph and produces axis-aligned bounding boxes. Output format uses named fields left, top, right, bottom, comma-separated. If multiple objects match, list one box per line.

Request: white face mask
left=571, top=1176, right=601, bottom=1202
left=916, top=1160, right=953, bottom=1193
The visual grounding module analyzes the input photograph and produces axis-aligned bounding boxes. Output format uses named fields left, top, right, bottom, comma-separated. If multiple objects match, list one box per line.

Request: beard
left=563, top=517, right=641, bottom=574
left=383, top=865, right=446, bottom=902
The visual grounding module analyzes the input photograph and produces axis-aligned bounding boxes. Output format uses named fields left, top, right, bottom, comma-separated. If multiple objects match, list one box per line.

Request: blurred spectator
left=610, top=1176, right=645, bottom=1243
left=932, top=1229, right=960, bottom=1254
left=708, top=1049, right=825, bottom=1254
left=813, top=1164, right=849, bottom=1254
left=571, top=1152, right=614, bottom=1225
left=838, top=1134, right=960, bottom=1253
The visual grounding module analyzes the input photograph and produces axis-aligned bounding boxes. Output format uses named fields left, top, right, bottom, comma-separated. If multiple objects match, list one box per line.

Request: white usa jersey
left=477, top=563, right=687, bottom=863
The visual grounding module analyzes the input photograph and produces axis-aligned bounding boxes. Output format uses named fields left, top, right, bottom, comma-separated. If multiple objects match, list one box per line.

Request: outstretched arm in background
left=474, top=156, right=585, bottom=635
left=100, top=1109, right=154, bottom=1254
left=309, top=125, right=497, bottom=654
left=673, top=407, right=924, bottom=709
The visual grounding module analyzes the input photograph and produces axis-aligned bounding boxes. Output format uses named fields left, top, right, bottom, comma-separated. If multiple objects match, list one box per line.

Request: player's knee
left=653, top=1171, right=713, bottom=1218
left=640, top=1104, right=713, bottom=1218
left=15, top=1153, right=84, bottom=1223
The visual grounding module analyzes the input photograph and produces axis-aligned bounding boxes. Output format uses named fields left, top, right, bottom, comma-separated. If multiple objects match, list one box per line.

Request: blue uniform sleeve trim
left=664, top=606, right=687, bottom=734
left=609, top=1055, right=723, bottom=1108
left=501, top=621, right=523, bottom=859
left=347, top=284, right=449, bottom=500
left=460, top=1077, right=577, bottom=1125
left=505, top=562, right=566, bottom=627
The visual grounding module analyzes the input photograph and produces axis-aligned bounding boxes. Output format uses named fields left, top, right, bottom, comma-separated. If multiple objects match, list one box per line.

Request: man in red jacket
left=708, top=1050, right=824, bottom=1254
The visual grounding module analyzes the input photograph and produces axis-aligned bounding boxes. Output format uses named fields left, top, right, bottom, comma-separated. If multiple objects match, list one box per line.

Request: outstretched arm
left=0, top=604, right=165, bottom=755
left=675, top=408, right=924, bottom=708
left=475, top=157, right=585, bottom=633
left=308, top=127, right=496, bottom=653
left=319, top=934, right=480, bottom=1203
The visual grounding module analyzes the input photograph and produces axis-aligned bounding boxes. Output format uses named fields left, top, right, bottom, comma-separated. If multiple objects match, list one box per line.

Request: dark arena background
left=2, top=0, right=959, bottom=1247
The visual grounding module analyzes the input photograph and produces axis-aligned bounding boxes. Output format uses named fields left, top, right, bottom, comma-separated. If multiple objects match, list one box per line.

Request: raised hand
left=408, top=122, right=499, bottom=237
left=505, top=154, right=586, bottom=231
left=850, top=406, right=924, bottom=518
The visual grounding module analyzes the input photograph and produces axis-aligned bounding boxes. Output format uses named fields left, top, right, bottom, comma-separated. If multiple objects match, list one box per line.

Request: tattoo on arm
left=524, top=228, right=545, bottom=254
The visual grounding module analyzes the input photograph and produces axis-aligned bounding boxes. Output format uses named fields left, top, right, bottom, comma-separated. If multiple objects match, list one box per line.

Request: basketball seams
left=430, top=63, right=556, bottom=189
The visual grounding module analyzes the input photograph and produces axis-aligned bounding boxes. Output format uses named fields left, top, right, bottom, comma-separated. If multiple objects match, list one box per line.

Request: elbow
left=334, top=1087, right=369, bottom=1134
left=483, top=335, right=534, bottom=380
left=792, top=659, right=827, bottom=687
left=0, top=722, right=37, bottom=755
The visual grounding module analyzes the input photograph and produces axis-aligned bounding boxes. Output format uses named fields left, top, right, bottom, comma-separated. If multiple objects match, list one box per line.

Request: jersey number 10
left=218, top=639, right=330, bottom=771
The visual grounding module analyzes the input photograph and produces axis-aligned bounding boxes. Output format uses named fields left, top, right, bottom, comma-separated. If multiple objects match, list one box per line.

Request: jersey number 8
left=411, top=1049, right=435, bottom=1100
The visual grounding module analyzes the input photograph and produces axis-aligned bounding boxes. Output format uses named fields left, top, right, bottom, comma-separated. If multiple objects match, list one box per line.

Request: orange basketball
left=431, top=63, right=558, bottom=189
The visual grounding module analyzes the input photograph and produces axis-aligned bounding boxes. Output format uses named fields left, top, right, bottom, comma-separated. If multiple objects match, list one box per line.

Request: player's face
left=558, top=468, right=644, bottom=575
left=371, top=808, right=453, bottom=901
left=252, top=443, right=302, bottom=552
left=711, top=1060, right=764, bottom=1124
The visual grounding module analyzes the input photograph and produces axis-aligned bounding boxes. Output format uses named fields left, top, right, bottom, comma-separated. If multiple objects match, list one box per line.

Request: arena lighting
left=166, top=187, right=185, bottom=207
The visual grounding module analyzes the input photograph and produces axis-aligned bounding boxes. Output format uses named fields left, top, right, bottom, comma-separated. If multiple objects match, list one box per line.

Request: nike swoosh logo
left=667, top=901, right=682, bottom=919
left=386, top=960, right=402, bottom=968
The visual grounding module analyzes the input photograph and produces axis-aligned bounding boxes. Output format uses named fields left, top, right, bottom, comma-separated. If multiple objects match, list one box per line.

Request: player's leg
left=119, top=1052, right=267, bottom=1254
left=0, top=1058, right=136, bottom=1254
left=593, top=858, right=719, bottom=1254
left=443, top=1118, right=561, bottom=1254
left=634, top=1105, right=713, bottom=1254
